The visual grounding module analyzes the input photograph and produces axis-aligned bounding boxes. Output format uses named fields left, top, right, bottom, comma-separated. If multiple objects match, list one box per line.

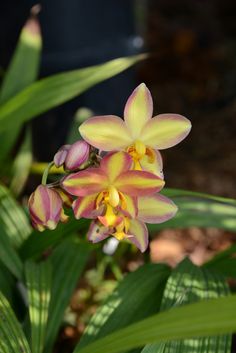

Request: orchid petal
left=87, top=221, right=110, bottom=243
left=119, top=194, right=138, bottom=218
left=53, top=144, right=70, bottom=167
left=65, top=140, right=90, bottom=170
left=72, top=194, right=97, bottom=219
left=124, top=83, right=153, bottom=138
left=115, top=170, right=165, bottom=196
left=142, top=113, right=191, bottom=149
left=138, top=194, right=178, bottom=223
left=100, top=151, right=132, bottom=182
left=62, top=168, right=107, bottom=196
left=79, top=115, right=132, bottom=151
left=139, top=149, right=164, bottom=178
left=128, top=219, right=149, bottom=252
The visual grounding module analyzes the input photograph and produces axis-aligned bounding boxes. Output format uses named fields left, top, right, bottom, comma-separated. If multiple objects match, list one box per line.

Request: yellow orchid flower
left=79, top=83, right=191, bottom=176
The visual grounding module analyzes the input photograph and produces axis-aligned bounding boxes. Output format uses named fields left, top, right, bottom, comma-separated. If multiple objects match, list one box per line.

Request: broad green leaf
left=44, top=237, right=90, bottom=353
left=20, top=218, right=89, bottom=260
left=204, top=245, right=236, bottom=279
left=73, top=295, right=236, bottom=353
left=0, top=291, right=31, bottom=353
left=0, top=224, right=23, bottom=279
left=142, top=258, right=231, bottom=353
left=0, top=183, right=31, bottom=247
left=78, top=264, right=170, bottom=349
left=0, top=55, right=144, bottom=132
left=10, top=129, right=32, bottom=196
left=0, top=263, right=15, bottom=303
left=0, top=15, right=41, bottom=162
left=148, top=188, right=236, bottom=232
left=25, top=260, right=51, bottom=353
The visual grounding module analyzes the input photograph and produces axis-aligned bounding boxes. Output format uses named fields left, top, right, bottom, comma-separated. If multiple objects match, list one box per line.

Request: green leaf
left=0, top=291, right=31, bottom=353
left=78, top=264, right=170, bottom=350
left=142, top=258, right=231, bottom=353
left=0, top=224, right=23, bottom=279
left=44, top=237, right=90, bottom=353
left=25, top=260, right=51, bottom=353
left=148, top=188, right=236, bottom=232
left=0, top=55, right=144, bottom=132
left=10, top=129, right=32, bottom=196
left=0, top=15, right=41, bottom=162
left=20, top=218, right=89, bottom=260
left=0, top=183, right=31, bottom=247
left=73, top=295, right=236, bottom=353
left=204, top=245, right=236, bottom=279
left=0, top=263, right=15, bottom=303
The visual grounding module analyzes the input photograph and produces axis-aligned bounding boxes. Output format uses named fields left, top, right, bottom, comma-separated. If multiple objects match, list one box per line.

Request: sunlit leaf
left=44, top=237, right=90, bottom=352
left=142, top=258, right=231, bottom=353
left=25, top=260, right=51, bottom=353
left=0, top=292, right=31, bottom=353
left=0, top=55, right=144, bottom=132
left=78, top=264, right=170, bottom=349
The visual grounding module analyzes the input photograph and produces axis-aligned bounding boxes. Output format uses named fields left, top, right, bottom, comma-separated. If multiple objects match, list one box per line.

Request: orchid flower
left=28, top=185, right=68, bottom=231
left=79, top=83, right=191, bottom=176
left=87, top=193, right=178, bottom=252
left=61, top=151, right=164, bottom=234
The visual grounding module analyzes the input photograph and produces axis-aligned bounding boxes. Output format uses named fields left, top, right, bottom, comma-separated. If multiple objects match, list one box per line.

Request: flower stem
left=41, top=161, right=55, bottom=185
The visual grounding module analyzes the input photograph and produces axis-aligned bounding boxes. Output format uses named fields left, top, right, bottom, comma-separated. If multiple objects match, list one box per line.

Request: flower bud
left=28, top=185, right=65, bottom=231
left=53, top=144, right=71, bottom=167
left=64, top=140, right=90, bottom=171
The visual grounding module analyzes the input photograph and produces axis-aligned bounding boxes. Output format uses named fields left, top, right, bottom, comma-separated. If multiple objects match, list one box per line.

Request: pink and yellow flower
left=62, top=151, right=164, bottom=236
left=28, top=185, right=68, bottom=231
left=79, top=83, right=191, bottom=176
left=87, top=193, right=177, bottom=252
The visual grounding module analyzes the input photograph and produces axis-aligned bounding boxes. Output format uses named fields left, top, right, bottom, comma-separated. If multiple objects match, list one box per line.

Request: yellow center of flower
left=96, top=187, right=127, bottom=227
left=126, top=140, right=155, bottom=171
left=113, top=216, right=130, bottom=240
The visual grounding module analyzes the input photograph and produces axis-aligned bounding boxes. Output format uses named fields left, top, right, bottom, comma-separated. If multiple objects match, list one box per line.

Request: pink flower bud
left=28, top=185, right=64, bottom=231
left=64, top=140, right=90, bottom=171
left=53, top=145, right=71, bottom=167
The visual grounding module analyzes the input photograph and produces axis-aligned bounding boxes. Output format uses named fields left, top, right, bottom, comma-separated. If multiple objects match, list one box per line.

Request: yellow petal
left=142, top=113, right=191, bottom=149
left=79, top=115, right=132, bottom=151
left=124, top=83, right=153, bottom=139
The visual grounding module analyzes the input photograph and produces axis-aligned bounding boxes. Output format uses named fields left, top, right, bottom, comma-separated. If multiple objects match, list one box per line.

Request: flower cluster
left=29, top=83, right=191, bottom=252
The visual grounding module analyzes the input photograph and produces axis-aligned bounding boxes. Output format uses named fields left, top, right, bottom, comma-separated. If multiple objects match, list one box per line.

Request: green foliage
left=0, top=292, right=31, bottom=353
left=44, top=237, right=90, bottom=353
left=142, top=258, right=231, bottom=353
left=148, top=188, right=236, bottom=232
left=25, top=260, right=51, bottom=353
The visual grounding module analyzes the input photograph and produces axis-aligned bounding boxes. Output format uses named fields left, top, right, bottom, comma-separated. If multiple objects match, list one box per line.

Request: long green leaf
left=20, top=218, right=89, bottom=260
left=25, top=260, right=51, bottom=353
left=0, top=14, right=41, bottom=162
left=73, top=295, right=236, bottom=353
left=0, top=224, right=23, bottom=279
left=78, top=264, right=170, bottom=349
left=148, top=188, right=236, bottom=232
left=0, top=183, right=31, bottom=247
left=44, top=237, right=90, bottom=353
left=0, top=292, right=31, bottom=353
left=0, top=55, right=144, bottom=132
left=0, top=263, right=15, bottom=304
left=142, top=258, right=231, bottom=353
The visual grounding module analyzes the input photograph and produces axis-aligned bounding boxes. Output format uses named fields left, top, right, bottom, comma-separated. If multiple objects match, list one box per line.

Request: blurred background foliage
left=0, top=1, right=236, bottom=353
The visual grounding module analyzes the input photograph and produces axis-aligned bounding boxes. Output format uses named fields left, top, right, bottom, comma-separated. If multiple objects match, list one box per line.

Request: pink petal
left=79, top=115, right=132, bottom=151
left=138, top=194, right=178, bottom=223
left=65, top=140, right=90, bottom=170
left=124, top=83, right=153, bottom=138
left=87, top=221, right=110, bottom=243
left=53, top=145, right=71, bottom=167
left=61, top=168, right=107, bottom=196
left=142, top=113, right=191, bottom=149
left=115, top=170, right=165, bottom=196
left=128, top=219, right=149, bottom=252
left=100, top=151, right=133, bottom=182
left=72, top=194, right=97, bottom=219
